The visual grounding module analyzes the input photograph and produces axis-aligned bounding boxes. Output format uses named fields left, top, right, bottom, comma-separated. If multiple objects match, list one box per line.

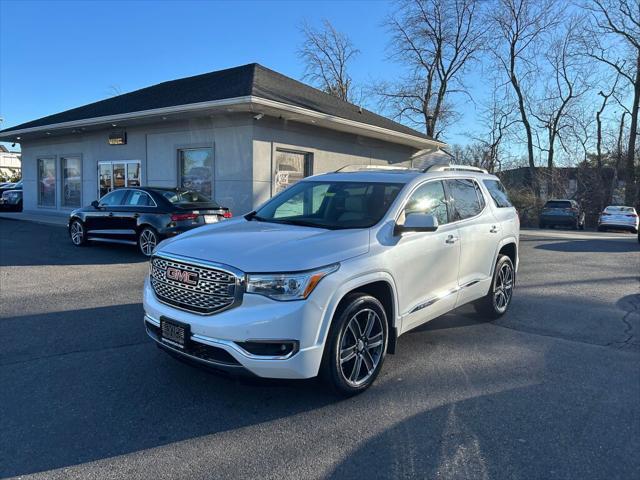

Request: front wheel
left=474, top=255, right=515, bottom=319
left=320, top=294, right=388, bottom=396
left=138, top=227, right=158, bottom=257
left=69, top=219, right=86, bottom=246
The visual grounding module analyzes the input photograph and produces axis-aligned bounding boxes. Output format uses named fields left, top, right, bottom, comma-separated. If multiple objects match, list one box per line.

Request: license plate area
left=160, top=317, right=190, bottom=349
left=204, top=215, right=218, bottom=224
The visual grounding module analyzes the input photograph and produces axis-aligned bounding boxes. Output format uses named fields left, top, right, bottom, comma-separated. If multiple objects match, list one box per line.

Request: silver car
left=597, top=206, right=639, bottom=233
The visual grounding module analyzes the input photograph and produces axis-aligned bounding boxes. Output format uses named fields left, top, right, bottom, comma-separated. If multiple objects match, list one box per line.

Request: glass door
left=98, top=161, right=141, bottom=198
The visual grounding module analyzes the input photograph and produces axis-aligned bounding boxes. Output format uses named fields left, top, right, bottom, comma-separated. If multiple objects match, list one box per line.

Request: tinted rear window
left=604, top=206, right=635, bottom=214
left=483, top=179, right=513, bottom=208
left=545, top=201, right=572, bottom=209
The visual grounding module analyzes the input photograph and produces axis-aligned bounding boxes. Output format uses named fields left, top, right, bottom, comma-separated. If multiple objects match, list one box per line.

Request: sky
left=0, top=0, right=488, bottom=152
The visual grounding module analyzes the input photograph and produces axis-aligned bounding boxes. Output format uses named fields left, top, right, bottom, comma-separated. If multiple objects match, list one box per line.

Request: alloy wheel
left=339, top=308, right=384, bottom=387
left=493, top=262, right=514, bottom=313
left=70, top=221, right=84, bottom=245
left=139, top=229, right=157, bottom=256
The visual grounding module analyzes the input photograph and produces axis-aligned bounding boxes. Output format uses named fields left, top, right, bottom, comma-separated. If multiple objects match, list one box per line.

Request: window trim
left=37, top=156, right=57, bottom=209
left=60, top=154, right=83, bottom=210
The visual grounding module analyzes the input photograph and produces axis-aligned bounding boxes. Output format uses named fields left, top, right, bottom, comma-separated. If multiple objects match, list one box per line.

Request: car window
left=483, top=179, right=512, bottom=208
left=125, top=190, right=153, bottom=207
left=99, top=189, right=128, bottom=206
left=604, top=206, right=635, bottom=214
left=545, top=200, right=572, bottom=209
left=160, top=189, right=217, bottom=206
left=399, top=180, right=448, bottom=226
left=446, top=179, right=484, bottom=221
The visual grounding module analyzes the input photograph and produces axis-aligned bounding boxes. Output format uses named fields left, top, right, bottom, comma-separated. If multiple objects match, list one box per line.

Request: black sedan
left=68, top=187, right=231, bottom=256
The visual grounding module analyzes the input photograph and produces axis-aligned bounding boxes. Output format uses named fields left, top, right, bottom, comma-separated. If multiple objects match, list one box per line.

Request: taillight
left=627, top=214, right=638, bottom=218
left=171, top=213, right=198, bottom=222
left=223, top=211, right=232, bottom=219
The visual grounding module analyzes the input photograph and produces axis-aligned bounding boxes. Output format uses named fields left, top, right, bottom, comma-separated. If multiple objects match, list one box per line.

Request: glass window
left=125, top=190, right=152, bottom=207
left=61, top=156, right=82, bottom=208
left=179, top=148, right=213, bottom=197
left=274, top=150, right=312, bottom=194
left=99, top=189, right=128, bottom=207
left=38, top=157, right=56, bottom=207
left=446, top=179, right=484, bottom=221
left=544, top=200, right=572, bottom=209
left=255, top=181, right=403, bottom=229
left=399, top=181, right=448, bottom=226
left=483, top=179, right=512, bottom=208
left=160, top=189, right=218, bottom=206
left=127, top=163, right=140, bottom=187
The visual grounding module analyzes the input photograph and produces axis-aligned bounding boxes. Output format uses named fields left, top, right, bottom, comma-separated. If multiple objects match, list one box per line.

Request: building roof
left=0, top=63, right=440, bottom=148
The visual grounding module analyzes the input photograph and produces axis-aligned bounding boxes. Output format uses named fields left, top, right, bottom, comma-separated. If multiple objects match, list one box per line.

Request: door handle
left=108, top=212, right=114, bottom=217
left=490, top=225, right=499, bottom=233
left=445, top=235, right=459, bottom=244
left=133, top=213, right=140, bottom=218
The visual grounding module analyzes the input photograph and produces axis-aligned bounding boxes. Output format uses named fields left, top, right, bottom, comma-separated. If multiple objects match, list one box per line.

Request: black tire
left=138, top=226, right=159, bottom=257
left=539, top=222, right=546, bottom=229
left=598, top=226, right=606, bottom=232
left=571, top=219, right=579, bottom=230
left=320, top=293, right=388, bottom=396
left=69, top=219, right=87, bottom=247
left=474, top=255, right=515, bottom=320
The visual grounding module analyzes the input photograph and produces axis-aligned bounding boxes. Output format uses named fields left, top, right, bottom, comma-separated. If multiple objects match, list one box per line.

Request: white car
left=597, top=206, right=639, bottom=233
left=143, top=164, right=520, bottom=395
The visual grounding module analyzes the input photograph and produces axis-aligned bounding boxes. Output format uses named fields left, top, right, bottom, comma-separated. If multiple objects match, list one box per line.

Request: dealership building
left=0, top=63, right=442, bottom=217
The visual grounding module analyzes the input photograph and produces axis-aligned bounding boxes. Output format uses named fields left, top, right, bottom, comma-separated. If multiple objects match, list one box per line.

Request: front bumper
left=143, top=276, right=326, bottom=379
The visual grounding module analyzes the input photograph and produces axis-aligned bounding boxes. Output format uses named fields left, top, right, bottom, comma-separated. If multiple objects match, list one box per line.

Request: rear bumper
left=598, top=221, right=638, bottom=231
left=540, top=214, right=577, bottom=225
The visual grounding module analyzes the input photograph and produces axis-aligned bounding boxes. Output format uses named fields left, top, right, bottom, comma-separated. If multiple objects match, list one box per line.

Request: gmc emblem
left=166, top=267, right=199, bottom=285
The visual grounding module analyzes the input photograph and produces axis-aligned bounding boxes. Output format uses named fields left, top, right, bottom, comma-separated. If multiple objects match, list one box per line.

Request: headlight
left=246, top=264, right=339, bottom=301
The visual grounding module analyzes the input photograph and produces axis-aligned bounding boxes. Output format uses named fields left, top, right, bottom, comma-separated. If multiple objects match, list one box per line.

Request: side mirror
left=91, top=200, right=100, bottom=209
left=395, top=213, right=439, bottom=235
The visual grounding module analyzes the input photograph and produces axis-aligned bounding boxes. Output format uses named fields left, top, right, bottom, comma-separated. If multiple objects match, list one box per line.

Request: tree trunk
left=625, top=53, right=640, bottom=206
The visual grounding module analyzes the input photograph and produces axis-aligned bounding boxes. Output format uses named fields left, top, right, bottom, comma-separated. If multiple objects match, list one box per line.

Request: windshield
left=252, top=180, right=404, bottom=229
left=544, top=200, right=572, bottom=209
left=159, top=189, right=217, bottom=206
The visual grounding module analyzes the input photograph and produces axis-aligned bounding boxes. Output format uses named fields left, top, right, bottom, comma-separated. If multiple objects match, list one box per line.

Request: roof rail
left=424, top=164, right=488, bottom=174
left=334, top=164, right=416, bottom=173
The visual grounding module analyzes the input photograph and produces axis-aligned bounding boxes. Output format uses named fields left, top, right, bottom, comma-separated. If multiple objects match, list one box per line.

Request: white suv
left=143, top=165, right=519, bottom=395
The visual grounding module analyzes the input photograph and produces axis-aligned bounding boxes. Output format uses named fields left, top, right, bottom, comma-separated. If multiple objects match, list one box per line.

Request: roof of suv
left=308, top=167, right=497, bottom=184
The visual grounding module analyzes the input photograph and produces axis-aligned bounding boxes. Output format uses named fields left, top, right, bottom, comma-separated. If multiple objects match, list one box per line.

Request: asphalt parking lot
left=1, top=219, right=639, bottom=480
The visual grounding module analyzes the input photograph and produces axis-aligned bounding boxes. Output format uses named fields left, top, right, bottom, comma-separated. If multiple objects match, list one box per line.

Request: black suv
left=539, top=199, right=585, bottom=230
left=68, top=187, right=231, bottom=256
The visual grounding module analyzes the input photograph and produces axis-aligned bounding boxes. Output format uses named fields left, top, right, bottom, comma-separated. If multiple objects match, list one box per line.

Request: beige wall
left=19, top=112, right=427, bottom=216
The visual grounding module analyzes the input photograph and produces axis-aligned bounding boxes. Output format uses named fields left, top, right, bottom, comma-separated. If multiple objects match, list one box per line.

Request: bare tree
left=585, top=0, right=640, bottom=206
left=531, top=17, right=590, bottom=197
left=298, top=20, right=359, bottom=102
left=490, top=0, right=563, bottom=198
left=375, top=0, right=486, bottom=139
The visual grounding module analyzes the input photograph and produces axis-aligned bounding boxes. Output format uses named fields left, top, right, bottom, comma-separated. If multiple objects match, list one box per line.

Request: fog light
left=235, top=340, right=298, bottom=357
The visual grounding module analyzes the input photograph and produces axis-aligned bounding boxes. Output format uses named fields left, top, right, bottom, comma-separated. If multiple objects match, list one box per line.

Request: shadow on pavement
left=0, top=219, right=147, bottom=266
left=535, top=238, right=639, bottom=253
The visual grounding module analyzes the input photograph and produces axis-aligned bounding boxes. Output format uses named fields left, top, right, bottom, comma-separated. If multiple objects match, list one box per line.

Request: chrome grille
left=150, top=256, right=242, bottom=314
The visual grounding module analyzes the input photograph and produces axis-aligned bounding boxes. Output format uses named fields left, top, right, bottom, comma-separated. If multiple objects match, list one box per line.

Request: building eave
left=0, top=96, right=445, bottom=150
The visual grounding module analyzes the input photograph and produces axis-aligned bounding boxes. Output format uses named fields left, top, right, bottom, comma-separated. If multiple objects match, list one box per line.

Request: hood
left=157, top=218, right=370, bottom=272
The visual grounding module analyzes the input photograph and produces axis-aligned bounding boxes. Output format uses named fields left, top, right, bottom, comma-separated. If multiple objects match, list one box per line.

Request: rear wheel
left=474, top=255, right=515, bottom=319
left=138, top=227, right=158, bottom=257
left=539, top=221, right=546, bottom=229
left=69, top=219, right=86, bottom=246
left=320, top=294, right=388, bottom=396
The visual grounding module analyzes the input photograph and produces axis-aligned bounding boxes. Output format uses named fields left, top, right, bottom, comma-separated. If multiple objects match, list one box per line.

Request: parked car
left=143, top=165, right=520, bottom=395
left=68, top=187, right=231, bottom=256
left=597, top=206, right=638, bottom=233
left=539, top=199, right=585, bottom=230
left=0, top=180, right=23, bottom=211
